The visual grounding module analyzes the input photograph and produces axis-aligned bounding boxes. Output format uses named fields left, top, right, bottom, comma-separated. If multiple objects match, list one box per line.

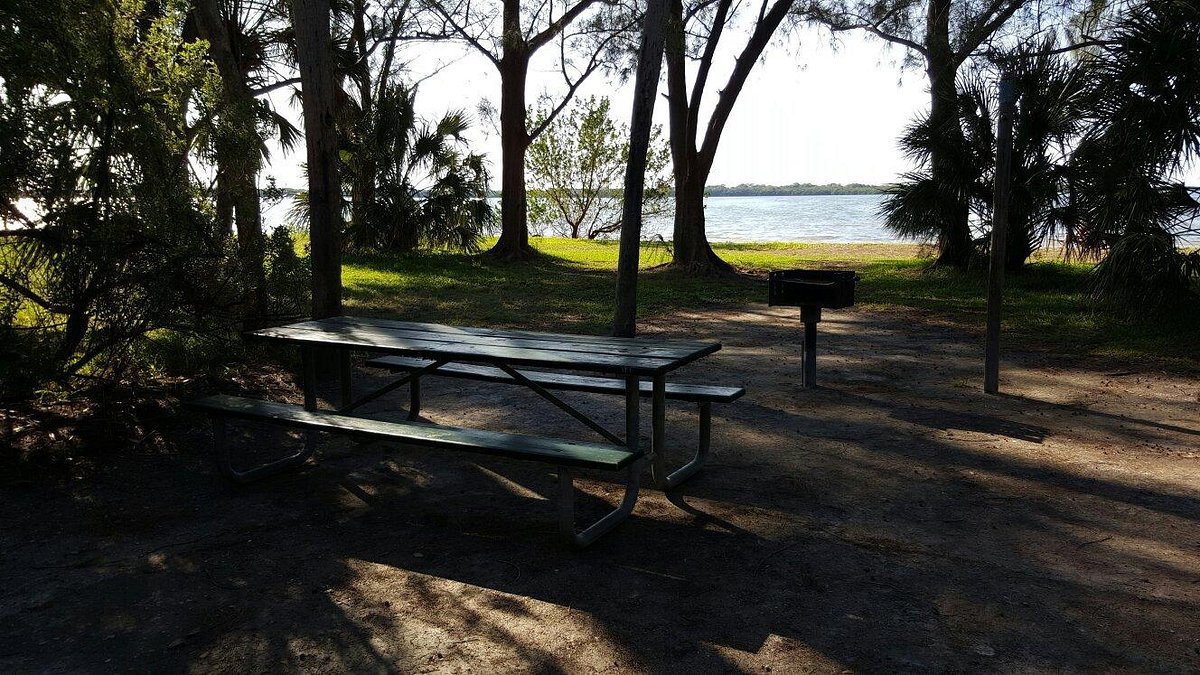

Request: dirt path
left=2, top=304, right=1198, bottom=672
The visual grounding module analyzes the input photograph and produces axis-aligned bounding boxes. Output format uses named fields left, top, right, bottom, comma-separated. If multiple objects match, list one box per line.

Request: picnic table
left=188, top=316, right=743, bottom=546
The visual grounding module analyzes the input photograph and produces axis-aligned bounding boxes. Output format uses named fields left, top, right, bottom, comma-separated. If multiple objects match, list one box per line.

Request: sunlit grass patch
left=335, top=236, right=1199, bottom=371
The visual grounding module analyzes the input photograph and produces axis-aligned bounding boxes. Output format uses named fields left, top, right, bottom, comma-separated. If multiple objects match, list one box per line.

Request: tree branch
left=528, top=0, right=602, bottom=52
left=697, top=0, right=793, bottom=173
left=687, top=0, right=733, bottom=134
left=825, top=18, right=927, bottom=56
left=249, top=77, right=302, bottom=96
left=528, top=54, right=602, bottom=140
left=0, top=272, right=60, bottom=313
left=528, top=12, right=635, bottom=140
left=811, top=2, right=928, bottom=57
left=427, top=0, right=502, bottom=66
left=683, top=0, right=722, bottom=24
left=977, top=36, right=1117, bottom=60
left=957, top=0, right=1023, bottom=62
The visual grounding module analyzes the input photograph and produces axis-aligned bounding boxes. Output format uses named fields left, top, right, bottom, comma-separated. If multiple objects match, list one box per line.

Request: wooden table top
left=251, top=316, right=720, bottom=375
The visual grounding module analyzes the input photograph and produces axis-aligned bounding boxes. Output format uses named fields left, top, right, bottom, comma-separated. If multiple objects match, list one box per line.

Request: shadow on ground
left=2, top=305, right=1198, bottom=672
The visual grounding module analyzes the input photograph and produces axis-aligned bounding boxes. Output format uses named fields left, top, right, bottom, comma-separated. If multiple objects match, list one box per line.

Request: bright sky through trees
left=264, top=25, right=1198, bottom=190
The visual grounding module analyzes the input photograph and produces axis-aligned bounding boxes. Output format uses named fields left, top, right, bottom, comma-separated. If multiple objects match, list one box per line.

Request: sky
left=265, top=25, right=932, bottom=190
left=263, top=22, right=1197, bottom=191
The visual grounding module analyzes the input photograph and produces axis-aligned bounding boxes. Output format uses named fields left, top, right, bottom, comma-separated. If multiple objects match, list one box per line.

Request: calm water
left=260, top=194, right=1200, bottom=245
left=263, top=194, right=898, bottom=243
left=641, top=194, right=896, bottom=243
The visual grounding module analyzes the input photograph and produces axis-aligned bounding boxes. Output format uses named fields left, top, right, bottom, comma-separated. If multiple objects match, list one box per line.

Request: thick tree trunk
left=489, top=54, right=535, bottom=260
left=926, top=0, right=973, bottom=269
left=234, top=172, right=268, bottom=321
left=216, top=170, right=234, bottom=233
left=671, top=173, right=733, bottom=274
left=613, top=0, right=669, bottom=337
left=193, top=0, right=268, bottom=320
left=662, top=0, right=789, bottom=275
left=663, top=0, right=727, bottom=274
left=293, top=0, right=343, bottom=318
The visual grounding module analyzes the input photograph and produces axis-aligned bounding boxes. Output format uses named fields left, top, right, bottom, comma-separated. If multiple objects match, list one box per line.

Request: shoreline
left=531, top=237, right=1095, bottom=263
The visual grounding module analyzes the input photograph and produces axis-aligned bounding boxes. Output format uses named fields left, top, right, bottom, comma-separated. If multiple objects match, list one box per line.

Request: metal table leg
left=409, top=376, right=422, bottom=420
left=209, top=344, right=317, bottom=483
left=302, top=346, right=317, bottom=411
left=650, top=375, right=711, bottom=490
left=557, top=458, right=645, bottom=548
left=338, top=348, right=352, bottom=409
left=625, top=374, right=640, bottom=454
left=650, top=374, right=669, bottom=487
left=555, top=374, right=645, bottom=547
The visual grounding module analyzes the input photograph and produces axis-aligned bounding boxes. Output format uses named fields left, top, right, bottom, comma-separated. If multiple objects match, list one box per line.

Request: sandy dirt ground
left=2, top=304, right=1198, bottom=673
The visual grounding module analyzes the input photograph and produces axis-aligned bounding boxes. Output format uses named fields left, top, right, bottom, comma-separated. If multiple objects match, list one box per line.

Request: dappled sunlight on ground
left=2, top=303, right=1198, bottom=671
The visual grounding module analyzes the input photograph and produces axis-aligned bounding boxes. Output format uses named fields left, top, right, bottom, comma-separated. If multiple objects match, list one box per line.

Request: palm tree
left=882, top=41, right=1090, bottom=271
left=191, top=0, right=300, bottom=322
left=289, top=83, right=493, bottom=253
left=996, top=41, right=1089, bottom=269
left=1071, top=0, right=1200, bottom=308
left=346, top=83, right=492, bottom=252
left=879, top=73, right=993, bottom=267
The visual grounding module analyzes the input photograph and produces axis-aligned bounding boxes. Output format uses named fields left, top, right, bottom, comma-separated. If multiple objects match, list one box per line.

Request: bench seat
left=187, top=394, right=642, bottom=471
left=188, top=394, right=645, bottom=547
left=364, top=356, right=745, bottom=403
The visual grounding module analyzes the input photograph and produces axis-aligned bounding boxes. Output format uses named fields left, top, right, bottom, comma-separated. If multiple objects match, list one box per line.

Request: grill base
left=769, top=269, right=858, bottom=389
left=801, top=305, right=821, bottom=388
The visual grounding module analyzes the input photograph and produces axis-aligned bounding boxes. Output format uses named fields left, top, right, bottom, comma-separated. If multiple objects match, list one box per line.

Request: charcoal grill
left=768, top=269, right=859, bottom=387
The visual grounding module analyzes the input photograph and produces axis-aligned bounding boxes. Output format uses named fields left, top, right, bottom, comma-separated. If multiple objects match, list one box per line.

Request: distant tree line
left=491, top=182, right=881, bottom=200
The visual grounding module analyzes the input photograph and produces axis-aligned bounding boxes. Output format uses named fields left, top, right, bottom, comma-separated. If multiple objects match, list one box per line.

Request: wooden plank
left=320, top=315, right=716, bottom=352
left=187, top=395, right=641, bottom=470
left=250, top=324, right=706, bottom=375
left=366, top=356, right=746, bottom=403
left=270, top=319, right=710, bottom=360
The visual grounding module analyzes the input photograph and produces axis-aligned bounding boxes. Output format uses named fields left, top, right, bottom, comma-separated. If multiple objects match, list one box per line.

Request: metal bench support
left=404, top=364, right=714, bottom=491
left=558, top=458, right=645, bottom=548
left=211, top=417, right=316, bottom=484
left=198, top=398, right=645, bottom=546
left=409, top=376, right=422, bottom=420
left=653, top=401, right=712, bottom=490
left=649, top=376, right=710, bottom=490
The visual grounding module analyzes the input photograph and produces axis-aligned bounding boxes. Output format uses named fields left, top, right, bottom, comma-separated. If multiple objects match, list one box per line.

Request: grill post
left=769, top=269, right=855, bottom=390
left=801, top=305, right=821, bottom=388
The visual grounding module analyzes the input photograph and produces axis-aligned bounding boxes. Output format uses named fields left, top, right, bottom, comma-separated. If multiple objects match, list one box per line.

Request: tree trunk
left=489, top=53, right=535, bottom=260
left=235, top=171, right=268, bottom=321
left=216, top=170, right=234, bottom=233
left=613, top=0, right=669, bottom=337
left=193, top=0, right=268, bottom=320
left=293, top=0, right=343, bottom=318
left=662, top=0, right=788, bottom=275
left=663, top=0, right=725, bottom=274
left=670, top=173, right=732, bottom=273
left=348, top=0, right=374, bottom=243
left=926, top=0, right=973, bottom=269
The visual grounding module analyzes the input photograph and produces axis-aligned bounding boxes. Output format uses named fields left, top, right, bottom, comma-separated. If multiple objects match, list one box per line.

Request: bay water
left=263, top=194, right=900, bottom=243
left=260, top=194, right=1200, bottom=245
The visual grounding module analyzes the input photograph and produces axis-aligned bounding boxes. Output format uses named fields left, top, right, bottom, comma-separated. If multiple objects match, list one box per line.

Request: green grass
left=339, top=237, right=1200, bottom=372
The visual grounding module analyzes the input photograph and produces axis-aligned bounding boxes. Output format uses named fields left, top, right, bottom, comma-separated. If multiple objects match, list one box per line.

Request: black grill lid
left=768, top=269, right=859, bottom=309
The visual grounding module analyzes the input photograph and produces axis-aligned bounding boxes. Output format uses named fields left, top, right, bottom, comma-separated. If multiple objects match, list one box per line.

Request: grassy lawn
left=341, top=237, right=1199, bottom=371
